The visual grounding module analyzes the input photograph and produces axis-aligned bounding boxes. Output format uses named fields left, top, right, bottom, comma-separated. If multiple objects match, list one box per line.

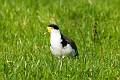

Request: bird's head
left=47, top=24, right=59, bottom=33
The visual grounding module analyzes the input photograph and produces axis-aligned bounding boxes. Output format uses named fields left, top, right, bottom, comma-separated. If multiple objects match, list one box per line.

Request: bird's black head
left=48, top=24, right=59, bottom=30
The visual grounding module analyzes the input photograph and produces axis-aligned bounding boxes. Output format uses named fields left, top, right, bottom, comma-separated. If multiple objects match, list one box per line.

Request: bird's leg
left=57, top=56, right=63, bottom=71
left=59, top=56, right=65, bottom=70
left=57, top=57, right=61, bottom=69
left=59, top=57, right=62, bottom=70
left=57, top=56, right=65, bottom=70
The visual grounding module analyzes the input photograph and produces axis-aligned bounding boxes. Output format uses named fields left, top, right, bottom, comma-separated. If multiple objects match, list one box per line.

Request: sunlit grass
left=0, top=0, right=120, bottom=80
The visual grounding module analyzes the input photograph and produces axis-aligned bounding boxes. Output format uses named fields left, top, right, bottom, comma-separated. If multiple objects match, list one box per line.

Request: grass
left=0, top=0, right=120, bottom=80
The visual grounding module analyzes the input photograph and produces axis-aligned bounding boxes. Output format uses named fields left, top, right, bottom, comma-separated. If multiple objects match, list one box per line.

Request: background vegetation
left=0, top=0, right=120, bottom=80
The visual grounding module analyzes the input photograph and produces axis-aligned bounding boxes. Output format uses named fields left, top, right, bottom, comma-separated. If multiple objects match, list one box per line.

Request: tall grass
left=0, top=0, right=120, bottom=80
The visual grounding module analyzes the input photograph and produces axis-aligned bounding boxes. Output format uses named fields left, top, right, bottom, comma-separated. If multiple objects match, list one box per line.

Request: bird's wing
left=62, top=35, right=78, bottom=56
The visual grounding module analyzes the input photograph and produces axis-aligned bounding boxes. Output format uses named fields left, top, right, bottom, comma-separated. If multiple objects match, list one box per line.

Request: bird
left=47, top=24, right=78, bottom=58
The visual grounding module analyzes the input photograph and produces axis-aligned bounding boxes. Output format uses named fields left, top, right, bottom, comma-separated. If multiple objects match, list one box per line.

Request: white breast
left=50, top=29, right=62, bottom=56
left=50, top=29, right=75, bottom=57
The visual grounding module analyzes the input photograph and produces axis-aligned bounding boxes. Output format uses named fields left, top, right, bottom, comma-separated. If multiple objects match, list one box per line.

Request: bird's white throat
left=50, top=29, right=62, bottom=47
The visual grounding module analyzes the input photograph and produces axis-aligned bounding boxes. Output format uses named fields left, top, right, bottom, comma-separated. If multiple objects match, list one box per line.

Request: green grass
left=0, top=0, right=120, bottom=80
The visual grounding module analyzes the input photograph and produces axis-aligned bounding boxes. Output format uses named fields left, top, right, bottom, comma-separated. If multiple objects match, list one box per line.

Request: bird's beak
left=47, top=27, right=52, bottom=32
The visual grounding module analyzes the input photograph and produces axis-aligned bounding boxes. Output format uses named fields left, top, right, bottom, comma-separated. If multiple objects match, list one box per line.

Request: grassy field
left=0, top=0, right=120, bottom=80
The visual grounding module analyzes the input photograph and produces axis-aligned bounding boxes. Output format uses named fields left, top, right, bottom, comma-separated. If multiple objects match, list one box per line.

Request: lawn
left=0, top=0, right=120, bottom=80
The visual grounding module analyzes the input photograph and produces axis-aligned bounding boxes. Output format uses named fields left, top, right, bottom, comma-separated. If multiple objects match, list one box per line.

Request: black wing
left=61, top=34, right=78, bottom=56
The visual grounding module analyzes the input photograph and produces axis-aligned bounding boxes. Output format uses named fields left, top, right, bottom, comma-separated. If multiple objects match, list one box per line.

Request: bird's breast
left=50, top=44, right=62, bottom=56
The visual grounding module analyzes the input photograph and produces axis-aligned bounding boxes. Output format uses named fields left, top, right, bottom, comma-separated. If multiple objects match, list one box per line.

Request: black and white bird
left=47, top=24, right=78, bottom=58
